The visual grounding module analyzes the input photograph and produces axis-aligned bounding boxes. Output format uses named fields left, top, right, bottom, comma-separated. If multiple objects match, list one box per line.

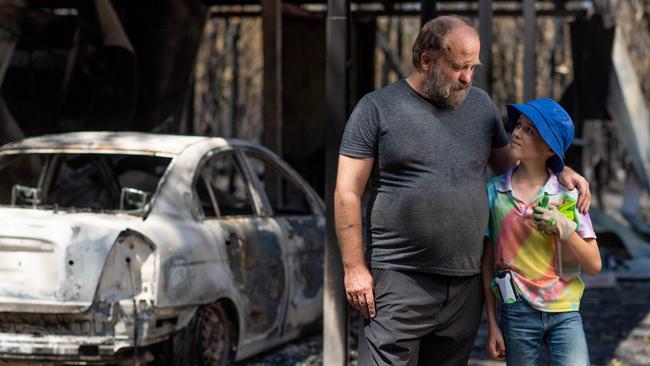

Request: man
left=334, top=16, right=590, bottom=365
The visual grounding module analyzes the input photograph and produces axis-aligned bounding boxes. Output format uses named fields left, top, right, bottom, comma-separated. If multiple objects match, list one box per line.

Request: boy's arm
left=481, top=237, right=499, bottom=330
left=533, top=206, right=601, bottom=276
left=481, top=237, right=506, bottom=360
left=562, top=236, right=601, bottom=276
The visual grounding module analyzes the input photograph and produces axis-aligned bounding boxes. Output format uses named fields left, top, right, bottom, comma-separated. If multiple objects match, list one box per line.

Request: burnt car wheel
left=173, top=302, right=236, bottom=366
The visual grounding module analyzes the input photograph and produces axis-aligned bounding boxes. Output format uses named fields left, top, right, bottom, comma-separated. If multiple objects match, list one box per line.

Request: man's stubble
left=423, top=63, right=470, bottom=109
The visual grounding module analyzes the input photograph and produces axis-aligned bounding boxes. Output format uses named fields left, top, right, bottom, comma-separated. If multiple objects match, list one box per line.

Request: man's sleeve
left=490, top=102, right=510, bottom=149
left=340, top=95, right=379, bottom=157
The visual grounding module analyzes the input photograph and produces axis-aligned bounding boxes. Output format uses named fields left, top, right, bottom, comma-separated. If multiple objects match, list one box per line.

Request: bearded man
left=334, top=15, right=592, bottom=366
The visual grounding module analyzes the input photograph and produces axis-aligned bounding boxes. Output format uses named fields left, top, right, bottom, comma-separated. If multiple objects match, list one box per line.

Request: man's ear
left=420, top=53, right=433, bottom=71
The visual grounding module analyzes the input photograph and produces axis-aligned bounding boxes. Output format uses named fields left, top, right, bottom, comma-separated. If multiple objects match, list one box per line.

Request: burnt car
left=0, top=132, right=324, bottom=364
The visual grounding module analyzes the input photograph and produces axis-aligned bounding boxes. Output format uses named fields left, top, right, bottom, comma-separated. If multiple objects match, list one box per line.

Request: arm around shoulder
left=489, top=145, right=516, bottom=176
left=557, top=166, right=591, bottom=213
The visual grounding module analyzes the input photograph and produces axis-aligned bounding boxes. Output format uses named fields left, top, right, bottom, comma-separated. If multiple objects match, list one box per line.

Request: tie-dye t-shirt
left=486, top=166, right=596, bottom=312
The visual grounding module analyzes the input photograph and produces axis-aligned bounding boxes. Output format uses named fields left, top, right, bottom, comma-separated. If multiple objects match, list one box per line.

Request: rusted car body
left=0, top=132, right=325, bottom=364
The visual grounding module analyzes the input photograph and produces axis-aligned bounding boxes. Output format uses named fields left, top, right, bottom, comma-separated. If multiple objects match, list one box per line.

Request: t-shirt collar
left=497, top=165, right=562, bottom=195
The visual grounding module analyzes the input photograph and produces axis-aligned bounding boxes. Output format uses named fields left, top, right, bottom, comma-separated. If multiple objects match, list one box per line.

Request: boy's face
left=510, top=115, right=555, bottom=162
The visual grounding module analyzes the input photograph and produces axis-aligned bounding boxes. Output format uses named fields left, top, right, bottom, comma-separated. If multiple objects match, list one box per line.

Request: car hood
left=0, top=207, right=142, bottom=313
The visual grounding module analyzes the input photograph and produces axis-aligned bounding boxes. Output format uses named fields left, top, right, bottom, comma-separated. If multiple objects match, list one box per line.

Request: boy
left=481, top=98, right=601, bottom=365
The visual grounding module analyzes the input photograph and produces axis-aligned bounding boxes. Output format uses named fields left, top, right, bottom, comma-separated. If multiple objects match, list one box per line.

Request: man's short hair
left=411, top=16, right=475, bottom=70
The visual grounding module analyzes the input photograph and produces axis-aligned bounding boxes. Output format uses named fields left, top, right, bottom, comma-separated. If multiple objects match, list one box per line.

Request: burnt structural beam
left=421, top=0, right=437, bottom=24
left=262, top=0, right=283, bottom=154
left=523, top=0, right=536, bottom=101
left=0, top=0, right=26, bottom=144
left=0, top=0, right=25, bottom=86
left=210, top=8, right=590, bottom=18
left=324, top=0, right=349, bottom=365
left=476, top=0, right=492, bottom=94
left=229, top=22, right=241, bottom=138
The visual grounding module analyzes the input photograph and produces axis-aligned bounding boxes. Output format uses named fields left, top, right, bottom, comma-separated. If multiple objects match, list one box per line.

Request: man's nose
left=459, top=70, right=472, bottom=84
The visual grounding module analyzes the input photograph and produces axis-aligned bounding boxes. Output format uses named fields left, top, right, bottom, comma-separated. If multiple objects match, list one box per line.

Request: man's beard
left=424, top=66, right=470, bottom=109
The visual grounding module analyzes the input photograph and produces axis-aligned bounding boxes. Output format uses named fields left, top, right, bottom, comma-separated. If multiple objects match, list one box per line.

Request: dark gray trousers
left=357, top=268, right=484, bottom=366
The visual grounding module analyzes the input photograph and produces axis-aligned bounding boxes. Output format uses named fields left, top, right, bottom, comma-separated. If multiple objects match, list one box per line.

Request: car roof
left=0, top=132, right=224, bottom=156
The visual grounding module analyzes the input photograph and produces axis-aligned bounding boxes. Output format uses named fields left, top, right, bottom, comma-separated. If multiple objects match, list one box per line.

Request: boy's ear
left=545, top=147, right=555, bottom=158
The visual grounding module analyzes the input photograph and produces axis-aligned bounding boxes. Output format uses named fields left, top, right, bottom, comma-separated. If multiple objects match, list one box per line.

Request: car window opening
left=0, top=153, right=172, bottom=215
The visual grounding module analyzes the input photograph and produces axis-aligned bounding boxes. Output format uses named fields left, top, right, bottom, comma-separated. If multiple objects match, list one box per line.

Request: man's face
left=423, top=28, right=481, bottom=108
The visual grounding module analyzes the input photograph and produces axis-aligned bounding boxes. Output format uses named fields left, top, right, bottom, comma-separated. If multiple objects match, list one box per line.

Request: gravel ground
left=239, top=280, right=650, bottom=366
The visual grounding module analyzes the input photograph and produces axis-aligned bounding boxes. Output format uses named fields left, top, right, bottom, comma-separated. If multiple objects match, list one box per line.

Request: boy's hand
left=486, top=326, right=506, bottom=360
left=557, top=167, right=591, bottom=214
left=533, top=205, right=577, bottom=241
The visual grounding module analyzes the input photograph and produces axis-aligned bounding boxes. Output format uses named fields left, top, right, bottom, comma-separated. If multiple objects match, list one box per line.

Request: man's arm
left=488, top=145, right=516, bottom=176
left=557, top=167, right=591, bottom=214
left=489, top=145, right=592, bottom=213
left=335, top=154, right=376, bottom=319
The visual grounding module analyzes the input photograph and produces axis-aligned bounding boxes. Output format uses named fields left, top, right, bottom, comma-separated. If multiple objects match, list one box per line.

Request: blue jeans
left=501, top=298, right=590, bottom=366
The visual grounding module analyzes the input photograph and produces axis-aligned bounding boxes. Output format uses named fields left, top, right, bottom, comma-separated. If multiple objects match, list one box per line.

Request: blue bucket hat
left=506, top=98, right=574, bottom=174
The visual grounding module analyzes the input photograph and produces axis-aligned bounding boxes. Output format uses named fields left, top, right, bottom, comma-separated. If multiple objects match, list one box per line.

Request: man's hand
left=344, top=265, right=376, bottom=319
left=486, top=325, right=506, bottom=360
left=557, top=167, right=591, bottom=214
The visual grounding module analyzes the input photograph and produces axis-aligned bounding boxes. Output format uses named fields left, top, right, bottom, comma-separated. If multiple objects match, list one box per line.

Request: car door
left=193, top=148, right=289, bottom=341
left=240, top=148, right=325, bottom=335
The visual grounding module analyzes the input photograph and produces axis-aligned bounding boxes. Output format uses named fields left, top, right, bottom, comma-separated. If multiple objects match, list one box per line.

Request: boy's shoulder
left=486, top=173, right=510, bottom=208
left=547, top=173, right=579, bottom=200
left=554, top=185, right=580, bottom=203
left=487, top=166, right=516, bottom=192
left=486, top=175, right=502, bottom=190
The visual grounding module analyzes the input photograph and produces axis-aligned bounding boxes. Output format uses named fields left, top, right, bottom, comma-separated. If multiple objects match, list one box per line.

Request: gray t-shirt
left=340, top=79, right=509, bottom=276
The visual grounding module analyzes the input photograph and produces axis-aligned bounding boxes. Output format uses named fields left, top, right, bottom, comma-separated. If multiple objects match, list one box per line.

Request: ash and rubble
left=239, top=279, right=650, bottom=366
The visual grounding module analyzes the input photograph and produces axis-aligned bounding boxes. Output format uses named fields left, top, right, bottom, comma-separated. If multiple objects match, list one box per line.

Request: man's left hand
left=557, top=167, right=591, bottom=214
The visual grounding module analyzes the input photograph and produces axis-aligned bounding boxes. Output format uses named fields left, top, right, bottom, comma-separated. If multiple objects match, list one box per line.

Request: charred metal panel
left=606, top=27, right=650, bottom=193
left=95, top=231, right=155, bottom=303
left=219, top=218, right=286, bottom=335
left=138, top=216, right=228, bottom=307
left=285, top=217, right=325, bottom=299
left=279, top=216, right=325, bottom=337
left=0, top=209, right=137, bottom=312
left=0, top=312, right=101, bottom=336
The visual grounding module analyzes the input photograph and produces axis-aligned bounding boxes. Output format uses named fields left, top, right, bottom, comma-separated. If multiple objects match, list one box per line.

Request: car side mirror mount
left=120, top=187, right=150, bottom=212
left=11, top=184, right=42, bottom=207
